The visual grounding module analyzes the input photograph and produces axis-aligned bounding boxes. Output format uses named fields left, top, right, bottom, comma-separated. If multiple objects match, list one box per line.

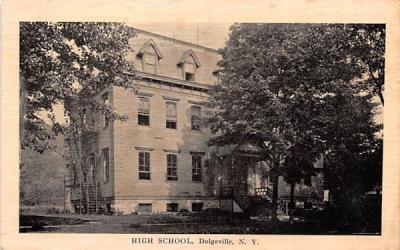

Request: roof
left=209, top=141, right=264, bottom=158
left=132, top=27, right=220, bottom=54
left=137, top=38, right=163, bottom=59
left=177, top=49, right=201, bottom=67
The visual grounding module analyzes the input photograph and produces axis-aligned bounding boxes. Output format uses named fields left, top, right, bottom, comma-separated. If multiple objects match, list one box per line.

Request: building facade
left=65, top=28, right=324, bottom=215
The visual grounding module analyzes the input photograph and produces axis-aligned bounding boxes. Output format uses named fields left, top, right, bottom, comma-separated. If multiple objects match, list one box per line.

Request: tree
left=20, top=134, right=65, bottom=206
left=20, top=22, right=136, bottom=153
left=205, top=23, right=382, bottom=221
left=346, top=24, right=385, bottom=106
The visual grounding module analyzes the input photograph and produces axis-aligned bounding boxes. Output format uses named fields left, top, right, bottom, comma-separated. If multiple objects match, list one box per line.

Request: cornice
left=126, top=71, right=212, bottom=92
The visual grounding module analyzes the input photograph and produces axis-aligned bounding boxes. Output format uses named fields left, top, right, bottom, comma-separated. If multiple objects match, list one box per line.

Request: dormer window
left=213, top=70, right=221, bottom=84
left=184, top=63, right=196, bottom=81
left=143, top=53, right=157, bottom=74
left=137, top=39, right=163, bottom=75
left=177, top=49, right=201, bottom=82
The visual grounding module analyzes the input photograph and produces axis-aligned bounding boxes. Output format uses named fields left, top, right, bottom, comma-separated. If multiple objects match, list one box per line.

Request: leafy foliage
left=20, top=22, right=136, bottom=152
left=20, top=134, right=65, bottom=205
left=205, top=23, right=383, bottom=217
left=346, top=24, right=385, bottom=105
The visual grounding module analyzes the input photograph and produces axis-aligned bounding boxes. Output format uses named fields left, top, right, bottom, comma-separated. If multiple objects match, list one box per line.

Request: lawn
left=20, top=212, right=328, bottom=234
left=20, top=211, right=380, bottom=234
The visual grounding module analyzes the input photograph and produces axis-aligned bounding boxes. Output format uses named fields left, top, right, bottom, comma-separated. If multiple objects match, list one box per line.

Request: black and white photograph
left=18, top=21, right=385, bottom=235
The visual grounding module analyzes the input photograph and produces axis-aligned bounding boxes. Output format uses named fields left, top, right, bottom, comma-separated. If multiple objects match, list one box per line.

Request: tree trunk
left=290, top=182, right=295, bottom=205
left=377, top=89, right=384, bottom=106
left=271, top=160, right=280, bottom=222
left=289, top=182, right=296, bottom=223
left=20, top=75, right=26, bottom=153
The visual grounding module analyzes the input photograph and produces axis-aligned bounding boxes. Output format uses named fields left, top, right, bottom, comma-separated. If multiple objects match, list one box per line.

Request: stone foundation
left=112, top=197, right=219, bottom=214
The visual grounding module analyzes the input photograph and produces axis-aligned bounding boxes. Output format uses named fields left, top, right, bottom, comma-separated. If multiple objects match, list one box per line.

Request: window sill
left=165, top=128, right=178, bottom=132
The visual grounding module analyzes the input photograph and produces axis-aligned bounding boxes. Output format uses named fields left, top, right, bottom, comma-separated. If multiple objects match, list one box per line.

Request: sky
left=42, top=23, right=383, bottom=127
left=130, top=22, right=233, bottom=50
left=42, top=23, right=233, bottom=124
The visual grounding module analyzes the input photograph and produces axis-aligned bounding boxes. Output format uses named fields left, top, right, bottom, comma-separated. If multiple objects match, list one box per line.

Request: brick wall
left=112, top=83, right=217, bottom=213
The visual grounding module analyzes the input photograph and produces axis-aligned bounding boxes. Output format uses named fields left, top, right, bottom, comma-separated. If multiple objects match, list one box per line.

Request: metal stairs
left=82, top=182, right=103, bottom=214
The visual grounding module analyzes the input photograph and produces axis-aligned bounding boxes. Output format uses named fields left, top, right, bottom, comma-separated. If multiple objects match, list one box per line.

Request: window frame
left=191, top=154, right=202, bottom=182
left=166, top=154, right=178, bottom=181
left=137, top=203, right=153, bottom=213
left=142, top=52, right=157, bottom=74
left=137, top=97, right=150, bottom=126
left=166, top=203, right=179, bottom=212
left=138, top=151, right=151, bottom=180
left=165, top=101, right=177, bottom=129
left=183, top=62, right=196, bottom=82
left=191, top=106, right=201, bottom=131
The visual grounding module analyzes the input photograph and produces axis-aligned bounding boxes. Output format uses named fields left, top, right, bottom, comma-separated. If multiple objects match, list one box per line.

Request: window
left=179, top=49, right=200, bottom=81
left=102, top=148, right=110, bottom=183
left=138, top=98, right=150, bottom=126
left=183, top=63, right=196, bottom=82
left=137, top=203, right=152, bottom=213
left=102, top=93, right=109, bottom=128
left=165, top=102, right=177, bottom=129
left=143, top=53, right=157, bottom=74
left=191, top=106, right=201, bottom=131
left=166, top=203, right=179, bottom=212
left=192, top=155, right=202, bottom=182
left=213, top=71, right=220, bottom=84
left=138, top=152, right=150, bottom=180
left=167, top=154, right=177, bottom=180
left=185, top=72, right=195, bottom=81
left=192, top=202, right=203, bottom=212
left=138, top=39, right=162, bottom=74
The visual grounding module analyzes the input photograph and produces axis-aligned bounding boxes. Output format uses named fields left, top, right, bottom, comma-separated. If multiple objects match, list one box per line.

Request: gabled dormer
left=177, top=49, right=201, bottom=82
left=137, top=39, right=163, bottom=74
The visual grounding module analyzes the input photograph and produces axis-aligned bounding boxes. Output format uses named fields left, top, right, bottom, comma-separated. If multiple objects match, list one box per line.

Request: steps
left=254, top=187, right=287, bottom=213
left=221, top=186, right=287, bottom=215
left=82, top=183, right=102, bottom=214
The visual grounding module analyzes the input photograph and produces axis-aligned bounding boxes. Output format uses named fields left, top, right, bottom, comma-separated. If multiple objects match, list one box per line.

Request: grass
left=19, top=211, right=380, bottom=234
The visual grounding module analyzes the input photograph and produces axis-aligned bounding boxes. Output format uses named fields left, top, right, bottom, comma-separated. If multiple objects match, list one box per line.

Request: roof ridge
left=131, top=27, right=220, bottom=54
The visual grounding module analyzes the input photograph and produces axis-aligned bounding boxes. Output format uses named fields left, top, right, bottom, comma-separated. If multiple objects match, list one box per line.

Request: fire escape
left=64, top=121, right=105, bottom=214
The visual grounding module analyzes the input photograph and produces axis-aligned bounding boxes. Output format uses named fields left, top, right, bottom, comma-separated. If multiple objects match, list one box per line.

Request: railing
left=220, top=185, right=252, bottom=211
left=254, top=187, right=287, bottom=213
left=78, top=181, right=104, bottom=214
left=254, top=187, right=271, bottom=197
left=279, top=195, right=320, bottom=204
